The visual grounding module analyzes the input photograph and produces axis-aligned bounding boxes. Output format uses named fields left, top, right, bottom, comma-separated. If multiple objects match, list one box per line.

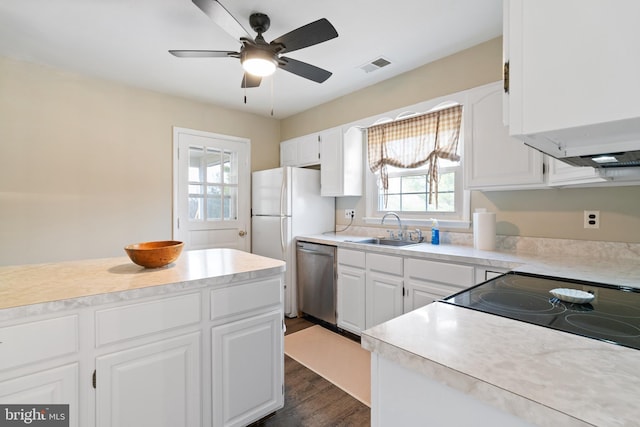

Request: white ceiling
left=0, top=0, right=503, bottom=119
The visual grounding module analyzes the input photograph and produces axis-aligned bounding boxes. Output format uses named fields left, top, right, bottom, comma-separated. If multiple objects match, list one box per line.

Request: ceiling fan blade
left=169, top=50, right=238, bottom=58
left=192, top=0, right=251, bottom=41
left=241, top=73, right=262, bottom=88
left=278, top=57, right=332, bottom=83
left=271, top=18, right=338, bottom=54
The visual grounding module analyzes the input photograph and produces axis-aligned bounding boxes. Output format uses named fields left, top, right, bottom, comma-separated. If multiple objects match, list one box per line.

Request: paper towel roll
left=473, top=211, right=496, bottom=250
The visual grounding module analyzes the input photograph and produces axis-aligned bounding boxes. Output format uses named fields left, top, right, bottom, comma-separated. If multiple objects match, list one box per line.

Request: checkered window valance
left=367, top=104, right=462, bottom=206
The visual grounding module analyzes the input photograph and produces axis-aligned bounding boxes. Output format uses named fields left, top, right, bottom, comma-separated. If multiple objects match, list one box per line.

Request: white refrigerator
left=251, top=167, right=335, bottom=317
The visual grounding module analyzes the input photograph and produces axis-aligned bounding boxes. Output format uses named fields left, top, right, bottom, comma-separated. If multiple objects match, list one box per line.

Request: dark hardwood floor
left=249, top=317, right=371, bottom=427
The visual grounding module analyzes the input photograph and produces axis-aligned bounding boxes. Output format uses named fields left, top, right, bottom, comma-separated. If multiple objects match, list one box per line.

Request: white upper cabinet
left=465, top=82, right=545, bottom=190
left=504, top=0, right=640, bottom=138
left=320, top=126, right=363, bottom=197
left=280, top=134, right=320, bottom=167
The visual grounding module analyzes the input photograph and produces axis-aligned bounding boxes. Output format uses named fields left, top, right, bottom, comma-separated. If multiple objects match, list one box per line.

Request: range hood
left=519, top=116, right=640, bottom=181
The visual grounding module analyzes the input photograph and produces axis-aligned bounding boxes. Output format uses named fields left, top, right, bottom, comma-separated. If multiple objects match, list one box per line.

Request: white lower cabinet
left=337, top=247, right=508, bottom=335
left=0, top=364, right=79, bottom=427
left=336, top=249, right=366, bottom=335
left=0, top=273, right=284, bottom=427
left=366, top=253, right=403, bottom=329
left=211, top=310, right=283, bottom=427
left=404, top=258, right=476, bottom=311
left=0, top=315, right=80, bottom=427
left=95, top=332, right=201, bottom=427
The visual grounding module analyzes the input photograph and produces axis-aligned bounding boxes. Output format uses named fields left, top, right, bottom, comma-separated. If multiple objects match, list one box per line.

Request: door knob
left=238, top=230, right=247, bottom=237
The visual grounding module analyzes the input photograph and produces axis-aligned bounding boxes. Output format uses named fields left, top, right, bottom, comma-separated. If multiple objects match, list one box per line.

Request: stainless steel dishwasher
left=296, top=241, right=336, bottom=325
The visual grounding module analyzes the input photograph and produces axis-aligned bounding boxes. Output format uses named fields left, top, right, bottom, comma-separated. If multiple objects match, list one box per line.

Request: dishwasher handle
left=297, top=247, right=334, bottom=257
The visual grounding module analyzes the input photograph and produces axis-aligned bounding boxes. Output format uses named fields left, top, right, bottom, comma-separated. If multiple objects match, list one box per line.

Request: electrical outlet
left=344, top=209, right=355, bottom=219
left=584, top=210, right=600, bottom=229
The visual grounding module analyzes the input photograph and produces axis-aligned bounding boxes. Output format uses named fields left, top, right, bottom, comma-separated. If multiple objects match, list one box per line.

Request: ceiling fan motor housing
left=249, top=13, right=270, bottom=34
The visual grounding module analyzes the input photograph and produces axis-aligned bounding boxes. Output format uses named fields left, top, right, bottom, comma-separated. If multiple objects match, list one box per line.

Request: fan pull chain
left=243, top=77, right=247, bottom=104
left=270, top=76, right=274, bottom=116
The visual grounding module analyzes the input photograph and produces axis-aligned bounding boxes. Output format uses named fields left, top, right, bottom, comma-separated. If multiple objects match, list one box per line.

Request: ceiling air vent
left=359, top=57, right=391, bottom=73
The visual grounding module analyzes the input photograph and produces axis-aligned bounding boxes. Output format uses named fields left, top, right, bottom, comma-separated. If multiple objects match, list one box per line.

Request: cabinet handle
left=503, top=61, right=510, bottom=93
left=92, top=370, right=96, bottom=389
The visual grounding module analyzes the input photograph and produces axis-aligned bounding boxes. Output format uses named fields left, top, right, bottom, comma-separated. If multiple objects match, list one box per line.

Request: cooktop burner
left=441, top=272, right=640, bottom=350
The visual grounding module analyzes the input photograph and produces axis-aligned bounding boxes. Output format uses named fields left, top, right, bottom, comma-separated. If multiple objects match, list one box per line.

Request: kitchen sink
left=353, top=238, right=419, bottom=247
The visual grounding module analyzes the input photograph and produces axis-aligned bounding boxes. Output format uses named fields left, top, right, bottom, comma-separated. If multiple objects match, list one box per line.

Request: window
left=188, top=146, right=238, bottom=221
left=364, top=96, right=470, bottom=228
left=377, top=159, right=460, bottom=214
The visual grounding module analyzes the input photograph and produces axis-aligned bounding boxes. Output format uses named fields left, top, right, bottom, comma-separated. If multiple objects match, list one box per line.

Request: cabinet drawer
left=406, top=258, right=475, bottom=288
left=210, top=277, right=282, bottom=320
left=338, top=249, right=365, bottom=269
left=0, top=315, right=78, bottom=370
left=95, top=293, right=201, bottom=347
left=367, top=253, right=403, bottom=276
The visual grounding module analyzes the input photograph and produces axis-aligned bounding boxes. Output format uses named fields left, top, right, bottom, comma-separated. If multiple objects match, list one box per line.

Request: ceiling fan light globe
left=242, top=57, right=277, bottom=77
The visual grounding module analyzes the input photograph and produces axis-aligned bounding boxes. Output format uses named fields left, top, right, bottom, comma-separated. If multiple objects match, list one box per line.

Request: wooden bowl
left=124, top=240, right=184, bottom=268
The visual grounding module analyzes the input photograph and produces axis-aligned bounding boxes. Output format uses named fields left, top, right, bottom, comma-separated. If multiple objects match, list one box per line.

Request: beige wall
left=283, top=37, right=640, bottom=243
left=0, top=57, right=280, bottom=266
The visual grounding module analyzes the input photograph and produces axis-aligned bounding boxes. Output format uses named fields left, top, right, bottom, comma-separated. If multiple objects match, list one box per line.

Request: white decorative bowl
left=550, top=288, right=595, bottom=304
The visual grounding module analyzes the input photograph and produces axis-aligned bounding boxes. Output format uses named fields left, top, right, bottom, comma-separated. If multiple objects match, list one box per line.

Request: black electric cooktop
left=441, top=271, right=640, bottom=350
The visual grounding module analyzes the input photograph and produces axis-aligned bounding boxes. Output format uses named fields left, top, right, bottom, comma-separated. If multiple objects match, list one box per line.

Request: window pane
left=429, top=192, right=455, bottom=212
left=189, top=184, right=203, bottom=195
left=401, top=194, right=427, bottom=212
left=380, top=194, right=401, bottom=211
left=206, top=197, right=222, bottom=220
left=438, top=172, right=455, bottom=192
left=206, top=148, right=222, bottom=183
left=224, top=186, right=237, bottom=220
left=402, top=175, right=426, bottom=193
left=189, top=147, right=204, bottom=182
left=387, top=176, right=401, bottom=193
left=189, top=196, right=203, bottom=220
left=223, top=150, right=237, bottom=184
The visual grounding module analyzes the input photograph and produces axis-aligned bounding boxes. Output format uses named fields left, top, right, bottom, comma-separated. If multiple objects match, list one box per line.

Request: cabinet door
left=546, top=158, right=607, bottom=187
left=211, top=310, right=283, bottom=427
left=366, top=271, right=403, bottom=330
left=465, top=83, right=545, bottom=190
left=337, top=264, right=366, bottom=335
left=296, top=134, right=320, bottom=166
left=280, top=139, right=297, bottom=167
left=506, top=0, right=640, bottom=135
left=95, top=332, right=201, bottom=427
left=0, top=364, right=79, bottom=427
left=320, top=127, right=343, bottom=196
left=404, top=281, right=444, bottom=312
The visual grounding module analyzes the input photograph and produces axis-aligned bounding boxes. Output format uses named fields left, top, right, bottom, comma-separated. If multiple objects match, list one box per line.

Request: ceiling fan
left=169, top=0, right=339, bottom=89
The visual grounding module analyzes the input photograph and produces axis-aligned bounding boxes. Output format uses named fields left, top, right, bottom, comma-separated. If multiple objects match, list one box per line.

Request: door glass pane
left=189, top=147, right=204, bottom=182
left=206, top=148, right=223, bottom=183
left=187, top=144, right=239, bottom=223
left=206, top=185, right=222, bottom=220
left=189, top=196, right=203, bottom=220
left=223, top=150, right=237, bottom=184
left=224, top=186, right=238, bottom=220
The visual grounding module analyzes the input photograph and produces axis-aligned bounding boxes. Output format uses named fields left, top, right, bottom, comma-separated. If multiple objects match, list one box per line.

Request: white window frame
left=348, top=90, right=472, bottom=229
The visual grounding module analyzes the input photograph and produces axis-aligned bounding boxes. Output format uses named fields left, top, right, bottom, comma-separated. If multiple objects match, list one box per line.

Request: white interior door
left=173, top=127, right=250, bottom=252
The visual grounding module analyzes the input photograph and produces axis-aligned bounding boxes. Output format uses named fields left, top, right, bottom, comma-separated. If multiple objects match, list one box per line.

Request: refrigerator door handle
left=280, top=217, right=286, bottom=253
left=280, top=171, right=286, bottom=217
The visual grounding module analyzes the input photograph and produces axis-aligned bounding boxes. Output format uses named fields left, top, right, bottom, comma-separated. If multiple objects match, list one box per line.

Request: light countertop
left=0, top=248, right=285, bottom=320
left=297, top=233, right=640, bottom=287
left=302, top=233, right=640, bottom=426
left=362, top=303, right=640, bottom=427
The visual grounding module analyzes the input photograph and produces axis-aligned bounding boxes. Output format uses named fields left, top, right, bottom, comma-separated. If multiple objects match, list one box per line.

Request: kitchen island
left=0, top=249, right=286, bottom=427
left=362, top=302, right=640, bottom=426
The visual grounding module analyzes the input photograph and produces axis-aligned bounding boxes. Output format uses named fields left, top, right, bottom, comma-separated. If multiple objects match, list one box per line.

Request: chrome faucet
left=381, top=212, right=403, bottom=240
